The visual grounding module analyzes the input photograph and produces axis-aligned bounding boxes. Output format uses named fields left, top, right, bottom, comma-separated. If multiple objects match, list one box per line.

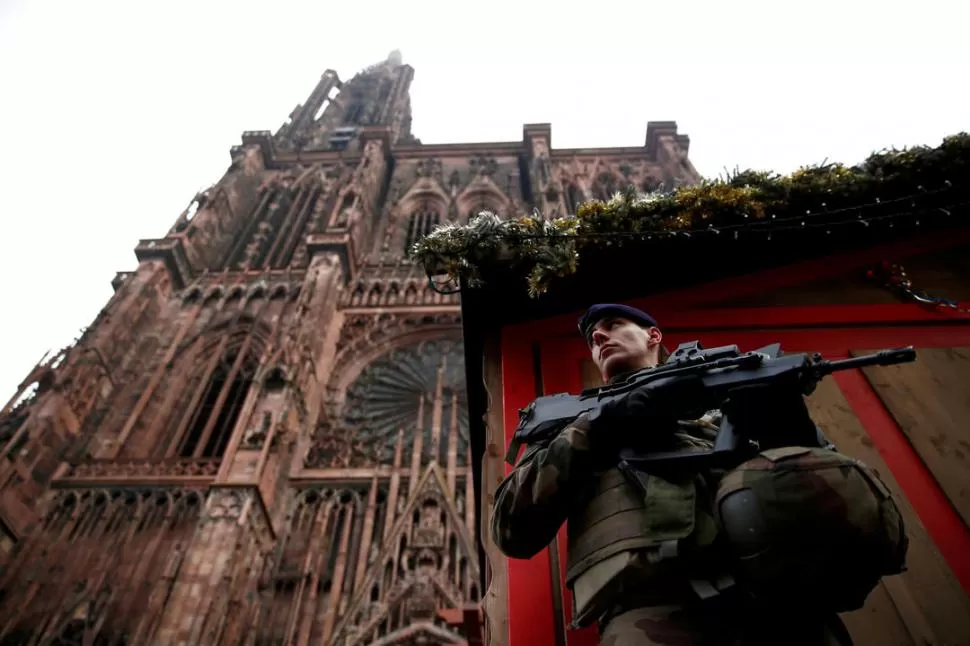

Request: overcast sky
left=0, top=0, right=966, bottom=402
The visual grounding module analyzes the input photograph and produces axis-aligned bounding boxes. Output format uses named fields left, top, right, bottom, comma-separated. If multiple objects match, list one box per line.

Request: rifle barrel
left=819, top=346, right=917, bottom=374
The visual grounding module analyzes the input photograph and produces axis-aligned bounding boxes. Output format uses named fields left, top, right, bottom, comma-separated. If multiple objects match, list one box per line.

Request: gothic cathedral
left=0, top=51, right=701, bottom=645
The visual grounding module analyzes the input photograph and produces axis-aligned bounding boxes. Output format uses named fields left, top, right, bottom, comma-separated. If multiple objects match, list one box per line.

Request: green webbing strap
left=504, top=438, right=522, bottom=465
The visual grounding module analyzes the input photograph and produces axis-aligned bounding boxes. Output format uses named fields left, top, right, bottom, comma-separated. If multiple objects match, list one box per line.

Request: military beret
left=578, top=303, right=659, bottom=341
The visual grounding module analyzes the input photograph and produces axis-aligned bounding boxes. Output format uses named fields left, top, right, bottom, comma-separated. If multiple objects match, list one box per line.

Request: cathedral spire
left=274, top=49, right=416, bottom=152
left=275, top=69, right=341, bottom=146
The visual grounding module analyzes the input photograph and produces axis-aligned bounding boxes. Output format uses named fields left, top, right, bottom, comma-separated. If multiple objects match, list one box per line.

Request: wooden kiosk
left=419, top=138, right=970, bottom=646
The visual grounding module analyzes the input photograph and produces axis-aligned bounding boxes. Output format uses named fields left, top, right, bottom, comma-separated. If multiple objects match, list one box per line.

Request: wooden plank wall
left=857, top=348, right=970, bottom=530
left=808, top=376, right=970, bottom=645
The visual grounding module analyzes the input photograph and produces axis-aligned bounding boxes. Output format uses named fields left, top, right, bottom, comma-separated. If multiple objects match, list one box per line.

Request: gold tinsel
left=410, top=133, right=970, bottom=298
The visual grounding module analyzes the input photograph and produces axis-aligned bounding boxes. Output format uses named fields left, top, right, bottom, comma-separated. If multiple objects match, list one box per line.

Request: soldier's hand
left=586, top=387, right=655, bottom=458
left=592, top=386, right=653, bottom=428
left=588, top=376, right=706, bottom=444
left=647, top=374, right=708, bottom=419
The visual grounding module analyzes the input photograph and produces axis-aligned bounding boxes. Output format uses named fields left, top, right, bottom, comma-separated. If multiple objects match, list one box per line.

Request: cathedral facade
left=0, top=52, right=701, bottom=645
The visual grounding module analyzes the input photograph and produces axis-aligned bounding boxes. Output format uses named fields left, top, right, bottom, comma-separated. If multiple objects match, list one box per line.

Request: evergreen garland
left=409, top=133, right=970, bottom=298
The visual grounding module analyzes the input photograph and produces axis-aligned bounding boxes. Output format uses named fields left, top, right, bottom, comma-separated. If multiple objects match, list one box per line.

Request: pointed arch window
left=172, top=341, right=259, bottom=459
left=404, top=209, right=440, bottom=252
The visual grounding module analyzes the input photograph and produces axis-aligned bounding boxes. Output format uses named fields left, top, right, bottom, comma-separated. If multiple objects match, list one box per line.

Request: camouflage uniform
left=491, top=412, right=719, bottom=559
left=491, top=411, right=854, bottom=646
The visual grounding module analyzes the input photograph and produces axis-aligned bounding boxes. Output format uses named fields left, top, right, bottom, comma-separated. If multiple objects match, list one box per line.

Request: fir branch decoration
left=409, top=133, right=970, bottom=298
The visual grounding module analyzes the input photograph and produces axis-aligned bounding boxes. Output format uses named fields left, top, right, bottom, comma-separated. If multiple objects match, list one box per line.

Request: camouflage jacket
left=490, top=411, right=722, bottom=560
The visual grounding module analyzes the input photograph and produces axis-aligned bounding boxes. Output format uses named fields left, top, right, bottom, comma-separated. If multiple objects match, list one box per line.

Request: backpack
left=713, top=446, right=909, bottom=612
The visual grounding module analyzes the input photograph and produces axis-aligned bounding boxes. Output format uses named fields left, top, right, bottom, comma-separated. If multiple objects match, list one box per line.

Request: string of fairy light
left=467, top=182, right=960, bottom=242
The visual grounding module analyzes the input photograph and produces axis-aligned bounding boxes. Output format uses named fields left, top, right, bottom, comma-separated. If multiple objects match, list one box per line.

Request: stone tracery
left=257, top=456, right=478, bottom=645
left=307, top=339, right=469, bottom=469
left=0, top=487, right=205, bottom=643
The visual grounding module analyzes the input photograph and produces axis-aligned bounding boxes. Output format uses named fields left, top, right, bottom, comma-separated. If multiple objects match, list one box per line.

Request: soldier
left=490, top=304, right=873, bottom=646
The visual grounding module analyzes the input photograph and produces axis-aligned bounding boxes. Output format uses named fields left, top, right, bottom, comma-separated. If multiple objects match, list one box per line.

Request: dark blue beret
left=578, top=303, right=659, bottom=340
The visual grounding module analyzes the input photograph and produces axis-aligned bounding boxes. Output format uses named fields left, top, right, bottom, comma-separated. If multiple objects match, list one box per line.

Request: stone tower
left=0, top=51, right=702, bottom=645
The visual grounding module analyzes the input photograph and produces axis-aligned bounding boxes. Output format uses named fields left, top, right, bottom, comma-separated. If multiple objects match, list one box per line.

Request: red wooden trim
left=542, top=352, right=602, bottom=646
left=835, top=369, right=970, bottom=594
left=501, top=330, right=557, bottom=646
left=505, top=227, right=970, bottom=340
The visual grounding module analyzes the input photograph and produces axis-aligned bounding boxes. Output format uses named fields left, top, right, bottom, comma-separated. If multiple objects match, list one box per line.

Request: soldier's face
left=589, top=317, right=663, bottom=381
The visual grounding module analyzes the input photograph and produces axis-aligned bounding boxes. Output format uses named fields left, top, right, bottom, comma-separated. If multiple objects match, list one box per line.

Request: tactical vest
left=563, top=438, right=909, bottom=629
left=565, top=427, right=722, bottom=628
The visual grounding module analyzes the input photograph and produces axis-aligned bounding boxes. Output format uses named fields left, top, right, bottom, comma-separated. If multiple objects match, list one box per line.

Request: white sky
left=0, top=0, right=967, bottom=402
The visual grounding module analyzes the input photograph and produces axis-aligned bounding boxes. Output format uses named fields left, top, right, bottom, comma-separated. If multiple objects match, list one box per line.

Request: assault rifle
left=506, top=341, right=916, bottom=470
